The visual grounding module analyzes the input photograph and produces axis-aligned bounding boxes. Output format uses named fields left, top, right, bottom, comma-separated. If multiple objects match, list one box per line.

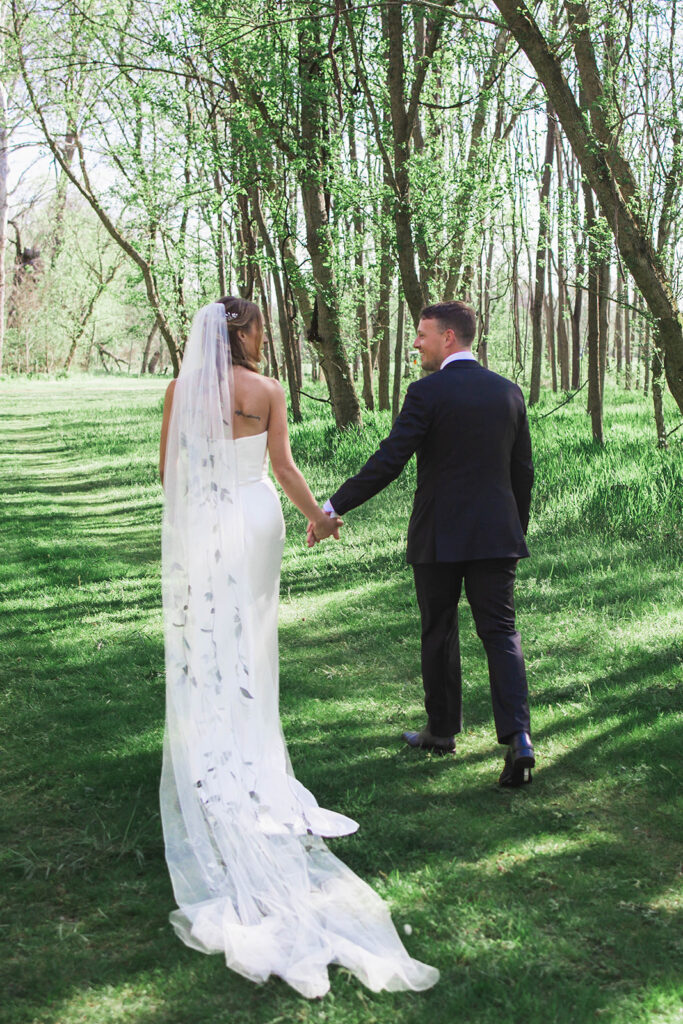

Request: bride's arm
left=159, top=380, right=176, bottom=487
left=267, top=382, right=341, bottom=538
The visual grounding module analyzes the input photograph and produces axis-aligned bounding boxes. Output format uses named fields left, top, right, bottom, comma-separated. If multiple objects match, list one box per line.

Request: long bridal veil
left=160, top=303, right=439, bottom=998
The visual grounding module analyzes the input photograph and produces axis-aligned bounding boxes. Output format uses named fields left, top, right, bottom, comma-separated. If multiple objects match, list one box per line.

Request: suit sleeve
left=330, top=382, right=431, bottom=515
left=510, top=394, right=534, bottom=534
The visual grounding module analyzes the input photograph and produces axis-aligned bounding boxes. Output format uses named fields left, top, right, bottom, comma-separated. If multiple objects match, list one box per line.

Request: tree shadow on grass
left=4, top=695, right=681, bottom=1024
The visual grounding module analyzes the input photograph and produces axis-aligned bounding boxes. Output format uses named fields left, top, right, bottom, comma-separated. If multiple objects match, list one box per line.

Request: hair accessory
left=226, top=311, right=239, bottom=320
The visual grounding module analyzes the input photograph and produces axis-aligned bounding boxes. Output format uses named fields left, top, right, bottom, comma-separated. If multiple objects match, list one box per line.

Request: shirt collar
left=441, top=351, right=477, bottom=370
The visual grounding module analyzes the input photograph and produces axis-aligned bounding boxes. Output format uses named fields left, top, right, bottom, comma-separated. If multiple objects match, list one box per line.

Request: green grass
left=1, top=375, right=682, bottom=1024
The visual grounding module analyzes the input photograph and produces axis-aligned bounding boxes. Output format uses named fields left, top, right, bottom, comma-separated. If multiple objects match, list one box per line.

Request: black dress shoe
left=402, top=728, right=455, bottom=754
left=498, top=731, right=535, bottom=786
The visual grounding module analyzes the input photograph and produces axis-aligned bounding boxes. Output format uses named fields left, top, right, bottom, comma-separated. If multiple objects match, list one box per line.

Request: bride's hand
left=307, top=513, right=343, bottom=546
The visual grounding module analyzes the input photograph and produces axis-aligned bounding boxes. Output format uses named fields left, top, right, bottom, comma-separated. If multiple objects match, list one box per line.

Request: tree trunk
left=478, top=234, right=494, bottom=369
left=298, top=22, right=361, bottom=429
left=614, top=274, right=623, bottom=379
left=250, top=187, right=302, bottom=413
left=556, top=285, right=570, bottom=391
left=392, top=297, right=405, bottom=423
left=598, top=260, right=610, bottom=398
left=545, top=293, right=557, bottom=392
left=140, top=321, right=158, bottom=375
left=651, top=341, right=667, bottom=447
left=511, top=228, right=524, bottom=376
left=634, top=299, right=643, bottom=390
left=254, top=263, right=276, bottom=377
left=0, top=78, right=8, bottom=375
left=349, top=114, right=374, bottom=411
left=530, top=102, right=556, bottom=405
left=50, top=128, right=76, bottom=265
left=376, top=229, right=392, bottom=412
left=624, top=280, right=631, bottom=389
left=208, top=86, right=227, bottom=296
left=583, top=184, right=603, bottom=443
left=382, top=2, right=426, bottom=325
left=570, top=167, right=583, bottom=390
left=235, top=190, right=256, bottom=300
left=555, top=134, right=570, bottom=390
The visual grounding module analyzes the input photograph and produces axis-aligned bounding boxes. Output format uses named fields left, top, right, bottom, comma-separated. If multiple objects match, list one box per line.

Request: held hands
left=307, top=512, right=343, bottom=547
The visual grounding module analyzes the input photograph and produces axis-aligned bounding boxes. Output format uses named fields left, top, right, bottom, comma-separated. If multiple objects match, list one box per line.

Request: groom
left=311, top=301, right=535, bottom=786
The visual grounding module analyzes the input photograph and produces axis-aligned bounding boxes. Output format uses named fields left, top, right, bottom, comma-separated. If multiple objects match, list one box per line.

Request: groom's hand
left=307, top=513, right=343, bottom=546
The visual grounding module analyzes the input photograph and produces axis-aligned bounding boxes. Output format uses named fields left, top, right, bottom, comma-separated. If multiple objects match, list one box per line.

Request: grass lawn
left=1, top=375, right=682, bottom=1024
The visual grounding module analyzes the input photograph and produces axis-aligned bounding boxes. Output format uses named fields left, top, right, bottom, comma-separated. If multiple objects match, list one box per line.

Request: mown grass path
left=1, top=377, right=682, bottom=1024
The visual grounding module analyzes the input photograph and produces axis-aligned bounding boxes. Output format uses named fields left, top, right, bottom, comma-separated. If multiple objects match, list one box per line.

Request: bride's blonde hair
left=216, top=295, right=264, bottom=371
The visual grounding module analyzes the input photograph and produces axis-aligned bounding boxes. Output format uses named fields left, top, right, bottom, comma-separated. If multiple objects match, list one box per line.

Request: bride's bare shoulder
left=233, top=367, right=281, bottom=396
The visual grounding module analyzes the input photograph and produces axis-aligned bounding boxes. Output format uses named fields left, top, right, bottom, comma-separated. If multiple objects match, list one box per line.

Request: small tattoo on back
left=235, top=410, right=261, bottom=422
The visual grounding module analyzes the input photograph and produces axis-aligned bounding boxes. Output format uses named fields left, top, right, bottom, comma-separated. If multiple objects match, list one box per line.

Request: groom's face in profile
left=414, top=317, right=451, bottom=373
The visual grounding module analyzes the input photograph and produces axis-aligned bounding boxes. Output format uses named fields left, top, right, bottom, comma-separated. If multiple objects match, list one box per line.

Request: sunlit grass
left=1, top=375, right=681, bottom=1024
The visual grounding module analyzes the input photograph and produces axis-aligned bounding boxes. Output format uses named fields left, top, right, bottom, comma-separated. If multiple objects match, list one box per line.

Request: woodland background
left=1, top=0, right=682, bottom=447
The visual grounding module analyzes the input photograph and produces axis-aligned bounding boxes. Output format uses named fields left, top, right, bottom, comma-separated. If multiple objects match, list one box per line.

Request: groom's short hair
left=421, top=301, right=476, bottom=346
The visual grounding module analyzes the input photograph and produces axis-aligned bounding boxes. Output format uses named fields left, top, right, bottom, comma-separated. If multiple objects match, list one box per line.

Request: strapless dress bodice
left=234, top=431, right=268, bottom=485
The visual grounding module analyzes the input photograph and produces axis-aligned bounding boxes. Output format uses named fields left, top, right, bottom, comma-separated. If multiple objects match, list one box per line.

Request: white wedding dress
left=160, top=304, right=439, bottom=998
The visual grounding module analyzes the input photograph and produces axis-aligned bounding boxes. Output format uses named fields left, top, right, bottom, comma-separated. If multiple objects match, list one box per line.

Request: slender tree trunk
left=652, top=340, right=667, bottom=446
left=614, top=274, right=623, bottom=379
left=635, top=299, right=644, bottom=390
left=556, top=286, right=570, bottom=390
left=0, top=78, right=8, bottom=375
left=570, top=215, right=583, bottom=388
left=530, top=102, right=556, bottom=405
left=382, top=2, right=426, bottom=325
left=376, top=222, right=392, bottom=411
left=236, top=191, right=256, bottom=300
left=140, top=321, right=158, bottom=374
left=349, top=113, right=374, bottom=410
left=583, top=184, right=603, bottom=443
left=250, top=187, right=301, bottom=410
left=254, top=263, right=276, bottom=378
left=598, top=260, right=610, bottom=397
left=50, top=128, right=76, bottom=265
left=208, top=87, right=227, bottom=296
left=624, top=280, right=632, bottom=389
left=392, top=297, right=405, bottom=423
left=555, top=134, right=570, bottom=390
left=478, top=234, right=494, bottom=369
left=545, top=293, right=557, bottom=391
left=281, top=231, right=312, bottom=375
left=298, top=22, right=361, bottom=428
left=511, top=239, right=524, bottom=375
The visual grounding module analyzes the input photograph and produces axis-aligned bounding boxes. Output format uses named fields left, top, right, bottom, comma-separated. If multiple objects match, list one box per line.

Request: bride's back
left=231, top=366, right=273, bottom=438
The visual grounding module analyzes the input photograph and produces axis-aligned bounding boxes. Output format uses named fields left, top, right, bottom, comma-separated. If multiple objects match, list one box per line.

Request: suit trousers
left=412, top=559, right=530, bottom=744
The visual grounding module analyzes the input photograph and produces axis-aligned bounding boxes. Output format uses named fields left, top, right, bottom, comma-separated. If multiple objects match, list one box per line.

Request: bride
left=158, top=298, right=439, bottom=998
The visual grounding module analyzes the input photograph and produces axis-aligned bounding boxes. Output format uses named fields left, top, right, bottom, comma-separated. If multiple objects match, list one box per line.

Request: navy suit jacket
left=330, top=360, right=534, bottom=563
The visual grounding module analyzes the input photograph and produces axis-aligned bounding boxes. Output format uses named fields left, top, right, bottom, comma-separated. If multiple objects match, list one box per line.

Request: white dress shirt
left=440, top=350, right=477, bottom=369
left=323, top=349, right=477, bottom=517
